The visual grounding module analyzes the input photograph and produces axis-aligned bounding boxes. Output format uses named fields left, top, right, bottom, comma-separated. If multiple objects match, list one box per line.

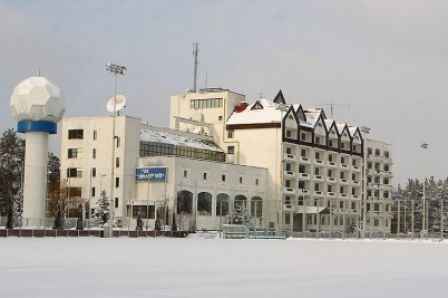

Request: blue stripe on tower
left=17, top=120, right=57, bottom=134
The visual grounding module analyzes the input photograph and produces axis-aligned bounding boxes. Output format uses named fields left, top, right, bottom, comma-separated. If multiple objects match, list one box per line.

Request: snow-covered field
left=0, top=237, right=447, bottom=298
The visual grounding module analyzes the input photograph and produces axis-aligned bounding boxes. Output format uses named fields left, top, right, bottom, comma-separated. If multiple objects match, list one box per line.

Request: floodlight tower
left=105, top=63, right=126, bottom=225
left=10, top=77, right=65, bottom=225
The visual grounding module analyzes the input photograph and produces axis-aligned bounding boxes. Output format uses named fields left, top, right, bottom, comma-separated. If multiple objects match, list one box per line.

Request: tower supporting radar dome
left=10, top=77, right=65, bottom=225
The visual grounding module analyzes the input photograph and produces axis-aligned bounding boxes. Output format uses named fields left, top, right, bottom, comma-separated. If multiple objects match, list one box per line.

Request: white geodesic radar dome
left=10, top=77, right=65, bottom=123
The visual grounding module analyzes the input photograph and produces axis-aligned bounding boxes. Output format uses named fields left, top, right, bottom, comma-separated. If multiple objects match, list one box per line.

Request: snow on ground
left=0, top=238, right=447, bottom=298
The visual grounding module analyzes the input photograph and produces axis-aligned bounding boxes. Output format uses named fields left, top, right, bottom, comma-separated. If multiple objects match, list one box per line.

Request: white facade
left=60, top=115, right=267, bottom=230
left=170, top=89, right=393, bottom=233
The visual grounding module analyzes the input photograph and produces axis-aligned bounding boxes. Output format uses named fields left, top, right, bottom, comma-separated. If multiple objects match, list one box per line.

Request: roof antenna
left=192, top=42, right=199, bottom=92
left=204, top=72, right=208, bottom=90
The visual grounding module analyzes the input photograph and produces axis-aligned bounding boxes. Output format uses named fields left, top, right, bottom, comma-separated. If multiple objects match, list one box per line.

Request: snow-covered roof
left=140, top=127, right=223, bottom=152
left=226, top=98, right=287, bottom=126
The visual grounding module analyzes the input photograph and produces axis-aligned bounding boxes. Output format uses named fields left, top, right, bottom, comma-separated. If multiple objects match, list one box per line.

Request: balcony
left=351, top=180, right=360, bottom=186
left=328, top=192, right=336, bottom=197
left=327, top=177, right=337, bottom=183
left=341, top=164, right=349, bottom=169
left=314, top=191, right=324, bottom=197
left=314, top=175, right=323, bottom=182
left=283, top=154, right=295, bottom=162
left=327, top=161, right=337, bottom=168
left=298, top=173, right=310, bottom=180
left=284, top=187, right=296, bottom=195
left=299, top=156, right=310, bottom=164
left=314, top=159, right=324, bottom=166
left=351, top=165, right=361, bottom=172
left=298, top=189, right=310, bottom=195
left=340, top=193, right=348, bottom=198
left=340, top=179, right=349, bottom=185
left=284, top=171, right=296, bottom=178
left=352, top=194, right=359, bottom=199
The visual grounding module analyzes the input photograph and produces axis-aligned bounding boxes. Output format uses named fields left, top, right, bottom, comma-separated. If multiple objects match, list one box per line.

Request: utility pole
left=192, top=42, right=199, bottom=92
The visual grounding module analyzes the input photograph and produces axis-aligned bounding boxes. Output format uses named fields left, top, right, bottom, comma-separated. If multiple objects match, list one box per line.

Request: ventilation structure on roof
left=273, top=90, right=286, bottom=104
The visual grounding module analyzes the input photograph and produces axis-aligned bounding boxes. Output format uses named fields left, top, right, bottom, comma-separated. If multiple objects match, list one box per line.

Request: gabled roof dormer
left=313, top=113, right=328, bottom=135
left=283, top=106, right=299, bottom=127
left=273, top=89, right=286, bottom=104
left=251, top=100, right=264, bottom=110
left=349, top=126, right=363, bottom=144
left=295, top=104, right=306, bottom=122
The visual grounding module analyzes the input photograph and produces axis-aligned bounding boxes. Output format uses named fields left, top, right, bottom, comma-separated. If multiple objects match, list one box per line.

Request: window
left=368, top=162, right=372, bottom=169
left=227, top=130, right=234, bottom=138
left=368, top=148, right=372, bottom=155
left=68, top=129, right=84, bottom=139
left=139, top=141, right=225, bottom=162
left=218, top=115, right=223, bottom=121
left=285, top=213, right=290, bottom=225
left=250, top=197, right=263, bottom=218
left=203, top=173, right=207, bottom=180
left=285, top=180, right=291, bottom=187
left=183, top=170, right=188, bottom=178
left=375, top=149, right=380, bottom=156
left=340, top=172, right=345, bottom=179
left=190, top=98, right=223, bottom=110
left=116, top=136, right=121, bottom=148
left=115, top=177, right=119, bottom=188
left=328, top=169, right=332, bottom=176
left=177, top=191, right=193, bottom=214
left=132, top=205, right=155, bottom=219
left=221, top=174, right=226, bottom=182
left=197, top=192, right=212, bottom=216
left=315, top=152, right=320, bottom=160
left=255, top=178, right=259, bottom=185
left=115, top=157, right=120, bottom=168
left=68, top=148, right=80, bottom=159
left=67, top=187, right=82, bottom=197
left=298, top=181, right=305, bottom=189
left=286, top=147, right=292, bottom=154
left=216, top=193, right=230, bottom=216
left=92, top=148, right=96, bottom=159
left=67, top=168, right=82, bottom=178
left=341, top=143, right=345, bottom=149
left=383, top=177, right=389, bottom=185
left=93, top=130, right=97, bottom=140
left=299, top=165, right=305, bottom=173
left=384, top=151, right=390, bottom=158
left=341, top=157, right=345, bottom=164
left=384, top=164, right=390, bottom=172
left=328, top=154, right=333, bottom=162
left=286, top=130, right=292, bottom=138
left=91, top=187, right=96, bottom=197
left=329, top=140, right=333, bottom=147
left=314, top=168, right=320, bottom=175
left=227, top=146, right=235, bottom=155
left=314, top=183, right=319, bottom=191
left=315, top=136, right=320, bottom=144
left=301, top=149, right=306, bottom=157
left=286, top=163, right=291, bottom=171
left=239, top=177, right=243, bottom=184
left=301, top=133, right=306, bottom=141
left=327, top=185, right=332, bottom=192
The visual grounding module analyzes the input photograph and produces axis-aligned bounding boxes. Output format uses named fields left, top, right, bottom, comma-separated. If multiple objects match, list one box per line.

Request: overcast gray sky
left=1, top=0, right=447, bottom=186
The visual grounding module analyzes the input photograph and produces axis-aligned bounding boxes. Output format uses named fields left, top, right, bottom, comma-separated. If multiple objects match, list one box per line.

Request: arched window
left=177, top=190, right=193, bottom=214
left=250, top=196, right=263, bottom=218
left=234, top=195, right=247, bottom=210
left=197, top=192, right=212, bottom=216
left=216, top=193, right=229, bottom=216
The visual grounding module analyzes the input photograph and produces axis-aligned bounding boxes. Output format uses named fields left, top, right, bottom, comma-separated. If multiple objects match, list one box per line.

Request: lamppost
left=105, top=63, right=126, bottom=227
left=420, top=143, right=428, bottom=238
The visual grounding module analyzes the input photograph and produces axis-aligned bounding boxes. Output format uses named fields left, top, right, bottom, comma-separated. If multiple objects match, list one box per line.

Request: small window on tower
left=227, top=146, right=235, bottom=155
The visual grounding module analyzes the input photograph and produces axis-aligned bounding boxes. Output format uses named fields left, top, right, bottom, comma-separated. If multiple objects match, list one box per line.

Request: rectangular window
left=315, top=136, right=320, bottom=144
left=315, top=152, right=320, bottom=160
left=286, top=130, right=292, bottom=138
left=91, top=167, right=96, bottom=177
left=116, top=136, right=120, bottom=148
left=368, top=148, right=372, bottom=155
left=221, top=174, right=226, bottom=182
left=227, top=146, right=235, bottom=155
left=116, top=157, right=120, bottom=168
left=92, top=148, right=96, bottom=159
left=255, top=178, right=259, bottom=185
left=67, top=168, right=81, bottom=178
left=115, top=198, right=119, bottom=208
left=314, top=183, right=319, bottom=191
left=91, top=187, right=96, bottom=197
left=68, top=148, right=80, bottom=159
left=227, top=130, right=234, bottom=139
left=341, top=157, right=345, bottom=164
left=384, top=151, right=390, bottom=158
left=301, top=149, right=306, bottom=157
left=285, top=213, right=290, bottom=225
left=68, top=129, right=84, bottom=140
left=375, top=149, right=381, bottom=156
left=203, top=173, right=207, bottom=180
left=239, top=177, right=243, bottom=184
left=67, top=187, right=82, bottom=197
left=183, top=170, right=188, bottom=178
left=301, top=133, right=306, bottom=141
left=93, top=130, right=97, bottom=140
left=115, top=177, right=119, bottom=188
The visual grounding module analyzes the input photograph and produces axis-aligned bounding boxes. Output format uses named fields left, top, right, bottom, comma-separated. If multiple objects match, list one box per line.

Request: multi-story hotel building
left=59, top=87, right=392, bottom=233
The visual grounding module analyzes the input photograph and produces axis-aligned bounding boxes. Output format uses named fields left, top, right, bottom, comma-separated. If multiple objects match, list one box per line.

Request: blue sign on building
left=136, top=167, right=168, bottom=182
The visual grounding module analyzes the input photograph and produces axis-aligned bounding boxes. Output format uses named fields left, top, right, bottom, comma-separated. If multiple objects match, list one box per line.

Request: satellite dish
left=106, top=95, right=127, bottom=113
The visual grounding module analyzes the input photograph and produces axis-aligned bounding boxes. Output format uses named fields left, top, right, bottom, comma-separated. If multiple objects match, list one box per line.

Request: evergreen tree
left=53, top=200, right=66, bottom=230
left=136, top=212, right=143, bottom=231
left=76, top=204, right=84, bottom=230
left=0, top=129, right=25, bottom=229
left=232, top=201, right=252, bottom=227
left=96, top=190, right=110, bottom=225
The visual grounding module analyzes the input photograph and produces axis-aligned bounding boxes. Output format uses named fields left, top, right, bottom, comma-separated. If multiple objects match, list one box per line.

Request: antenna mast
left=192, top=42, right=199, bottom=92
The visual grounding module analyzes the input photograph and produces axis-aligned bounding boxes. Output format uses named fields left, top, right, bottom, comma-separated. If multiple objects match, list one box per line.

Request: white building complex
left=60, top=88, right=393, bottom=234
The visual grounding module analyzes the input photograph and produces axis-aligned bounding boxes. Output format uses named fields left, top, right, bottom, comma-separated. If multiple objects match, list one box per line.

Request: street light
left=105, top=63, right=126, bottom=227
